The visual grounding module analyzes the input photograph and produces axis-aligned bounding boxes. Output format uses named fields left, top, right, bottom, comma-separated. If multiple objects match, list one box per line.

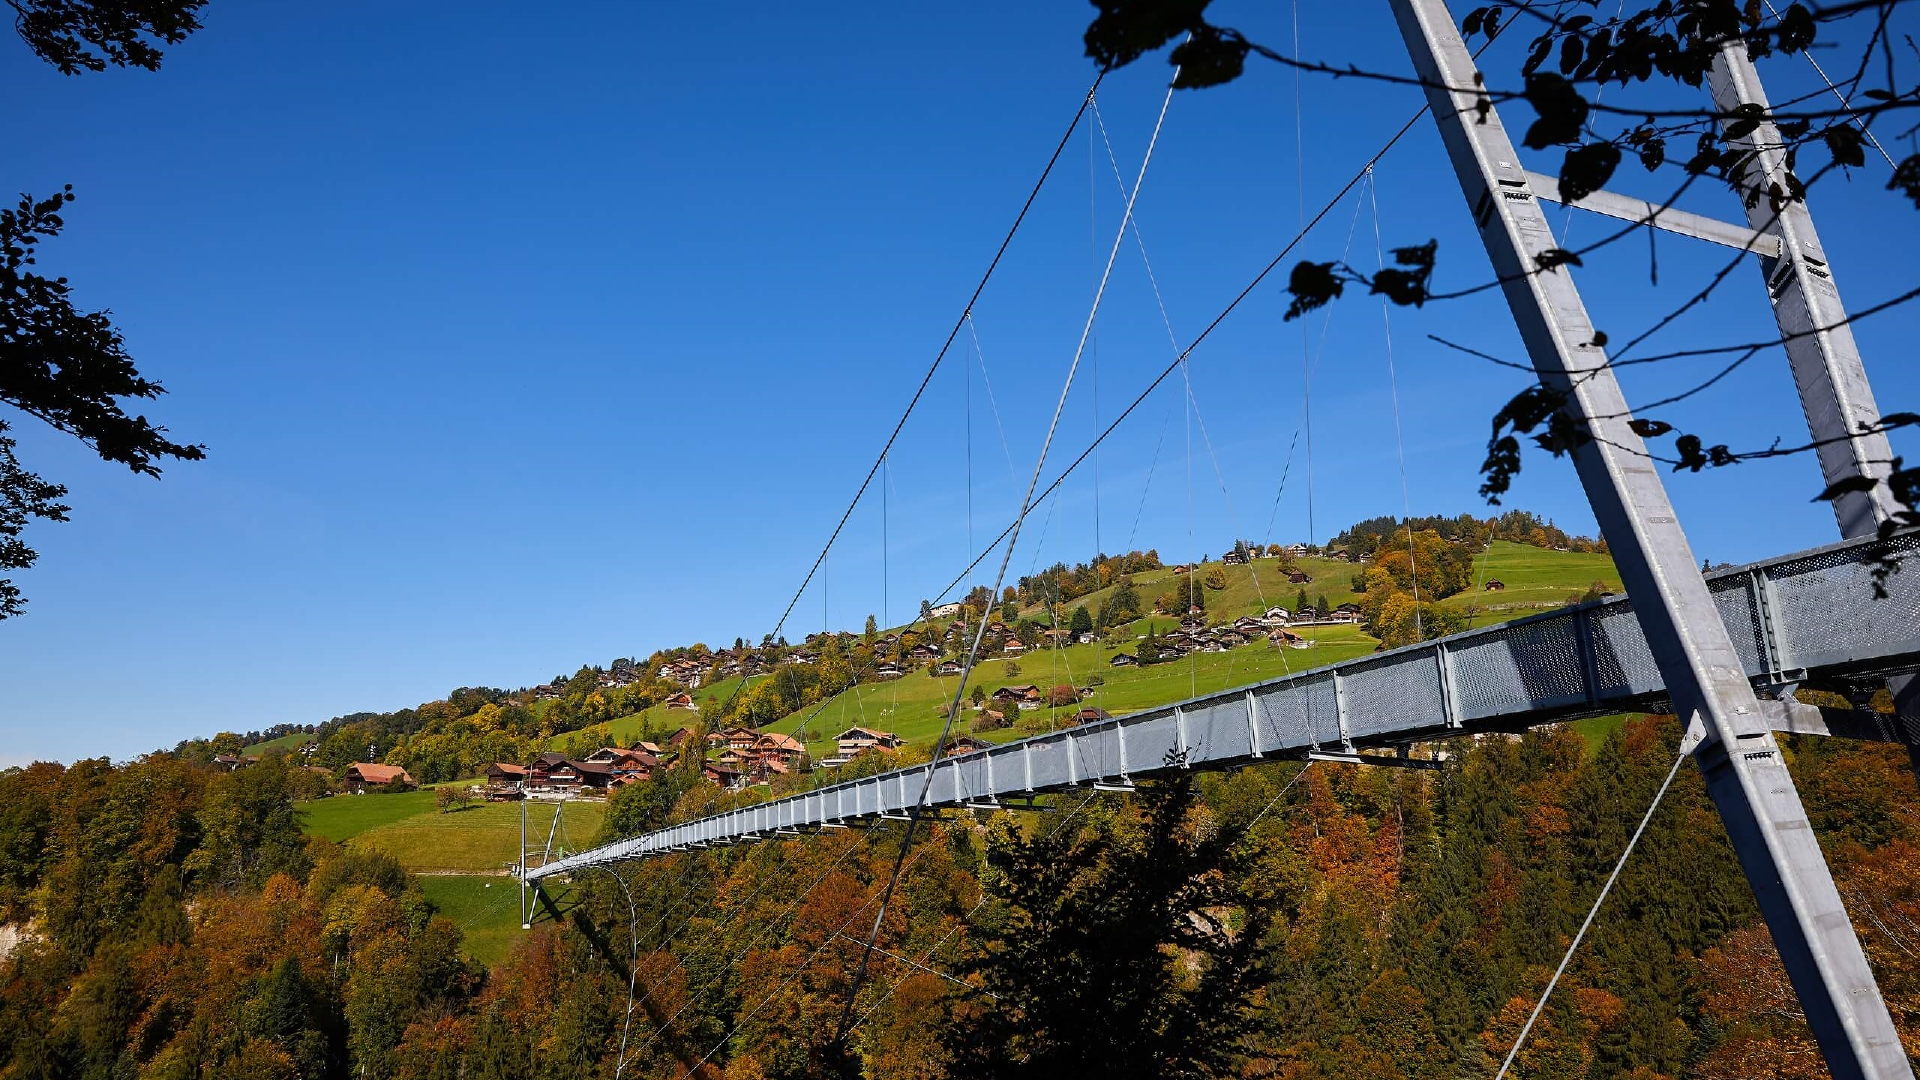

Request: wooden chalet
left=485, top=762, right=527, bottom=800
left=834, top=726, right=903, bottom=758
left=944, top=735, right=993, bottom=756
left=571, top=760, right=617, bottom=792
left=528, top=753, right=579, bottom=791
left=703, top=763, right=745, bottom=789
left=753, top=733, right=806, bottom=766
left=342, top=763, right=414, bottom=794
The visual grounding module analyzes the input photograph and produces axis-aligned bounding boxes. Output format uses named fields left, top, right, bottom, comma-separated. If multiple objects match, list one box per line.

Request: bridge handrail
left=527, top=532, right=1919, bottom=881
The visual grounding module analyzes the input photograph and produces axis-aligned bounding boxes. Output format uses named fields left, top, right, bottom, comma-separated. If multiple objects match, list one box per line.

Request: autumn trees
left=3, top=715, right=1919, bottom=1077
left=1357, top=529, right=1474, bottom=647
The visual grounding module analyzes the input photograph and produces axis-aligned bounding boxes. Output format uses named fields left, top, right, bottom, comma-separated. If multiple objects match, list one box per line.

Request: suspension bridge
left=518, top=2, right=1920, bottom=1077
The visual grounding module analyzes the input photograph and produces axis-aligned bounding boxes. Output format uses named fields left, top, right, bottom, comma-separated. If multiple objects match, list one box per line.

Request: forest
left=3, top=718, right=1916, bottom=1078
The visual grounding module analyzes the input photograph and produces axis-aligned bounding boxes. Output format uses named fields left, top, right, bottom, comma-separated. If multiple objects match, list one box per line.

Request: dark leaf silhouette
left=1084, top=0, right=1214, bottom=73
left=1812, top=474, right=1881, bottom=502
left=1521, top=73, right=1590, bottom=148
left=1534, top=247, right=1582, bottom=271
left=1284, top=260, right=1344, bottom=321
left=1559, top=141, right=1623, bottom=202
left=1672, top=433, right=1737, bottom=472
left=1890, top=155, right=1920, bottom=209
left=10, top=0, right=205, bottom=74
left=1369, top=239, right=1438, bottom=308
left=1170, top=24, right=1251, bottom=89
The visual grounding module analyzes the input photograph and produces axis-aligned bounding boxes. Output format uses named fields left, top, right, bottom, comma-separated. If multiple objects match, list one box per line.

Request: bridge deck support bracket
left=1388, top=2, right=1911, bottom=1076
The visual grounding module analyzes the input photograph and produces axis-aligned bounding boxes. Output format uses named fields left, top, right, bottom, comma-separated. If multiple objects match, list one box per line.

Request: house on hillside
left=571, top=760, right=618, bottom=793
left=1001, top=639, right=1027, bottom=656
left=1287, top=571, right=1313, bottom=584
left=1110, top=653, right=1139, bottom=667
left=1484, top=579, right=1507, bottom=591
left=585, top=747, right=658, bottom=780
left=933, top=659, right=965, bottom=677
left=1263, top=606, right=1292, bottom=623
left=929, top=602, right=963, bottom=619
left=663, top=692, right=698, bottom=711
left=1076, top=707, right=1113, bottom=724
left=211, top=754, right=257, bottom=772
left=703, top=763, right=745, bottom=790
left=485, top=762, right=527, bottom=800
left=1270, top=628, right=1312, bottom=649
left=666, top=727, right=696, bottom=748
left=944, top=735, right=992, bottom=756
left=835, top=726, right=903, bottom=758
left=753, top=733, right=806, bottom=768
left=874, top=664, right=905, bottom=681
left=527, top=752, right=577, bottom=792
left=343, top=763, right=414, bottom=794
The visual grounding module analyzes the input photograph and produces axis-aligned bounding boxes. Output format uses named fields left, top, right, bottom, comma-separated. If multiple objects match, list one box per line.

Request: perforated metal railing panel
left=528, top=534, right=1920, bottom=880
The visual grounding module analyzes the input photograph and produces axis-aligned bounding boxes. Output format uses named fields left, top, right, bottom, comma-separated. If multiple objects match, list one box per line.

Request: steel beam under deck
left=527, top=532, right=1918, bottom=882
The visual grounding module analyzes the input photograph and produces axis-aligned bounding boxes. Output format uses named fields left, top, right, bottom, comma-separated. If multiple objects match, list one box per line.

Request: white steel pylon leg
left=1710, top=46, right=1920, bottom=778
left=1385, top=2, right=1912, bottom=1076
left=1709, top=46, right=1901, bottom=539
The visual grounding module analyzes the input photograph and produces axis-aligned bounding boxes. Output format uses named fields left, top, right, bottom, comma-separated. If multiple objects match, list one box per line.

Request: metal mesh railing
left=529, top=533, right=1920, bottom=880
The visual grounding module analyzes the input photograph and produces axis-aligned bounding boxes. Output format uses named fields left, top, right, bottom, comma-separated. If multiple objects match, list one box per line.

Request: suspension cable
left=835, top=62, right=1184, bottom=1046
left=1493, top=740, right=1690, bottom=1080
left=1368, top=167, right=1423, bottom=639
left=747, top=72, right=1105, bottom=668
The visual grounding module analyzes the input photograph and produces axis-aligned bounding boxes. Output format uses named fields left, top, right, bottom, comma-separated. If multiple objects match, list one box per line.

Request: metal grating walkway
left=527, top=533, right=1920, bottom=882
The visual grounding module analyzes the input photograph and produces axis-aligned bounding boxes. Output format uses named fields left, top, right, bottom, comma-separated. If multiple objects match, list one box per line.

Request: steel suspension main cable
left=834, top=59, right=1186, bottom=1045
left=753, top=76, right=1105, bottom=647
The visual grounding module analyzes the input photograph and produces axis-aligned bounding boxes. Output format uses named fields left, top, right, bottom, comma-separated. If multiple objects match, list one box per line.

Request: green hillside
left=1027, top=554, right=1363, bottom=627
left=550, top=542, right=1621, bottom=762
left=764, top=624, right=1382, bottom=761
left=1447, top=540, right=1623, bottom=612
left=338, top=798, right=603, bottom=875
left=241, top=730, right=314, bottom=757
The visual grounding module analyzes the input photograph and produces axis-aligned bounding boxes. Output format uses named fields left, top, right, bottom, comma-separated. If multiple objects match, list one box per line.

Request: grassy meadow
left=334, top=798, right=606, bottom=875
left=418, top=876, right=527, bottom=967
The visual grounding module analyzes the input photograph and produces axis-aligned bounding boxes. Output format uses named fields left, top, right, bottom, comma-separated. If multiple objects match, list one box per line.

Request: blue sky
left=2, top=1, right=1914, bottom=764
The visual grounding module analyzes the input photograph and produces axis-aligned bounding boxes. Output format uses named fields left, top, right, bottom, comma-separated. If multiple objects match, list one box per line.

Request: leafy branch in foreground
left=1085, top=0, right=1920, bottom=529
left=2, top=0, right=210, bottom=618
left=7, top=0, right=207, bottom=74
left=0, top=188, right=204, bottom=617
